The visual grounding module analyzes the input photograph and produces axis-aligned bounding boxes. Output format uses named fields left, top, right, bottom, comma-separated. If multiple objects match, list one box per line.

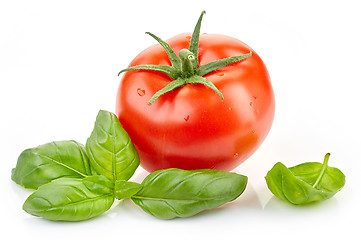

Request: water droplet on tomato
left=137, top=88, right=145, bottom=96
left=184, top=115, right=190, bottom=121
left=233, top=153, right=239, bottom=158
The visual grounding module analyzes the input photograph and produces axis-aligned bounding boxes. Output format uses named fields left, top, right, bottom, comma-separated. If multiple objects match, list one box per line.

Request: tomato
left=116, top=12, right=275, bottom=172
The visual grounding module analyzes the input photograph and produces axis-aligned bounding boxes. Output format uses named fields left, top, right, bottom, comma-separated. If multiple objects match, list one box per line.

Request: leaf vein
left=30, top=150, right=88, bottom=177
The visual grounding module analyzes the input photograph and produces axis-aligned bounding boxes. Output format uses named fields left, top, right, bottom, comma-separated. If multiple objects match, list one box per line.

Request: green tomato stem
left=312, top=153, right=330, bottom=189
left=179, top=49, right=196, bottom=78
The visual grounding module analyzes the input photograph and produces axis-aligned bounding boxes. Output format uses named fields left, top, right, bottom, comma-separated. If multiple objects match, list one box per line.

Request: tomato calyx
left=118, top=11, right=252, bottom=105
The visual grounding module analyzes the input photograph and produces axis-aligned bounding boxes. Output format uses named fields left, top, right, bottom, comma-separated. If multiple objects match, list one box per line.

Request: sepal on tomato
left=118, top=10, right=252, bottom=104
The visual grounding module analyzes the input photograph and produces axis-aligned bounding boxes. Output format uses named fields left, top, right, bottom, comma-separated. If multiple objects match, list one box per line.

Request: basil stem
left=131, top=168, right=248, bottom=219
left=265, top=153, right=345, bottom=205
left=114, top=180, right=142, bottom=200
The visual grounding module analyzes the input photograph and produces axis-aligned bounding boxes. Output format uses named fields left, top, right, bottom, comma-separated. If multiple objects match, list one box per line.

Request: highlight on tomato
left=116, top=11, right=275, bottom=172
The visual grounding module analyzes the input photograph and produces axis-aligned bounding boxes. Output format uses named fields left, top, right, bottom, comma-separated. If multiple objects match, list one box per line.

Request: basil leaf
left=82, top=175, right=114, bottom=195
left=114, top=180, right=142, bottom=200
left=11, top=140, right=92, bottom=189
left=23, top=178, right=114, bottom=221
left=131, top=168, right=248, bottom=219
left=86, top=110, right=140, bottom=182
left=265, top=153, right=345, bottom=205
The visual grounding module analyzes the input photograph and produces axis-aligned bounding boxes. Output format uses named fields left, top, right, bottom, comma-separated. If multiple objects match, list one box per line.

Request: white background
left=1, top=0, right=360, bottom=239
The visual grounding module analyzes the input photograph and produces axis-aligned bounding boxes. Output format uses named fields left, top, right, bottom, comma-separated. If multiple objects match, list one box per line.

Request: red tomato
left=116, top=24, right=274, bottom=173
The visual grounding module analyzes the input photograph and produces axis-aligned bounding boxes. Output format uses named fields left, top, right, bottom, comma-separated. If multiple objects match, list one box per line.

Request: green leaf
left=265, top=153, right=345, bottom=205
left=11, top=140, right=92, bottom=189
left=23, top=178, right=114, bottom=221
left=131, top=168, right=248, bottom=219
left=85, top=110, right=140, bottom=182
left=114, top=180, right=142, bottom=200
left=82, top=175, right=114, bottom=195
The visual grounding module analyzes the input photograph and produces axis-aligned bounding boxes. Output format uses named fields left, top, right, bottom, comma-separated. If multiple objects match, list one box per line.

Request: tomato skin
left=116, top=33, right=275, bottom=172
